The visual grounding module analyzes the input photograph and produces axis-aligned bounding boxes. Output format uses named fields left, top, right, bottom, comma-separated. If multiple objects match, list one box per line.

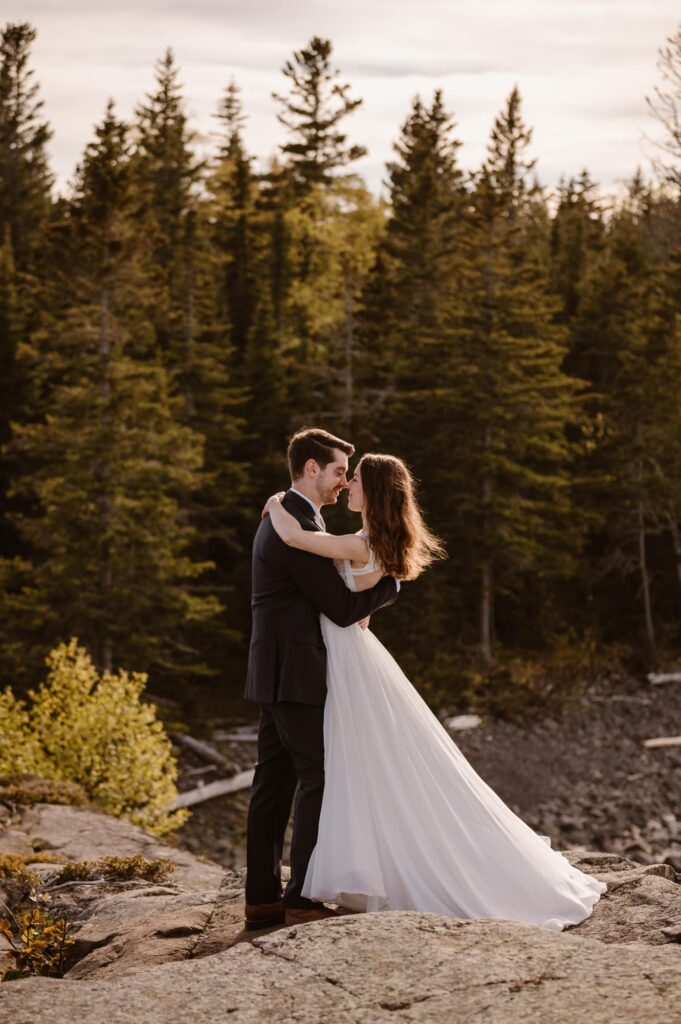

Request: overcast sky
left=7, top=0, right=681, bottom=200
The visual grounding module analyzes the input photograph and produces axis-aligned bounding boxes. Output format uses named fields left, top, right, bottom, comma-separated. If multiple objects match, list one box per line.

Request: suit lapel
left=285, top=489, right=322, bottom=530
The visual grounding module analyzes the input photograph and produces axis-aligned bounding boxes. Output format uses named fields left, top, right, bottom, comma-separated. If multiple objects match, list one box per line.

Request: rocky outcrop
left=1, top=802, right=680, bottom=1023
left=2, top=910, right=681, bottom=1024
left=561, top=851, right=681, bottom=946
left=13, top=802, right=223, bottom=891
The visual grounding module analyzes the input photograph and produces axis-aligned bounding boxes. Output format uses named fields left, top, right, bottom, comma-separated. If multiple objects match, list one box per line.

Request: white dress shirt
left=289, top=487, right=326, bottom=530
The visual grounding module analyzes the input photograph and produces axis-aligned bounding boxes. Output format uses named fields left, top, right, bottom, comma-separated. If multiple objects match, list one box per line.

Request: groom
left=243, top=427, right=399, bottom=928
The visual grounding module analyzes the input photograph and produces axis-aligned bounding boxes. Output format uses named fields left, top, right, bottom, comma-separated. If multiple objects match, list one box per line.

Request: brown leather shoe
left=285, top=905, right=339, bottom=926
left=244, top=899, right=285, bottom=931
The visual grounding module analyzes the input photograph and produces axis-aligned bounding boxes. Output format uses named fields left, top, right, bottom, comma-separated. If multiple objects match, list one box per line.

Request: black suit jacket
left=244, top=490, right=398, bottom=706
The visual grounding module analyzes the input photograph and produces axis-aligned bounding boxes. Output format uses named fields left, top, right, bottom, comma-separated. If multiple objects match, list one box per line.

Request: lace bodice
left=335, top=530, right=379, bottom=592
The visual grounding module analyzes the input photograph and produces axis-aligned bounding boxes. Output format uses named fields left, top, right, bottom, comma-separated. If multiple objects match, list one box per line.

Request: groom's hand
left=358, top=616, right=370, bottom=631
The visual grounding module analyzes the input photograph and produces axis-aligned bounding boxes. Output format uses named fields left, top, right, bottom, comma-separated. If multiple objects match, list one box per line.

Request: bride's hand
left=262, top=492, right=286, bottom=519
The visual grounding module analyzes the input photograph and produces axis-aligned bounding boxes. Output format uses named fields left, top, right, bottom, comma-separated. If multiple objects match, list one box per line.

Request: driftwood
left=171, top=733, right=231, bottom=768
left=642, top=735, right=681, bottom=749
left=590, top=695, right=652, bottom=705
left=182, top=764, right=218, bottom=778
left=172, top=770, right=255, bottom=810
left=212, top=725, right=260, bottom=743
left=647, top=672, right=681, bottom=686
left=444, top=714, right=482, bottom=732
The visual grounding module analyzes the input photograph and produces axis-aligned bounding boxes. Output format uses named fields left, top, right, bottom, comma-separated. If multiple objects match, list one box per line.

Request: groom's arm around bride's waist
left=256, top=516, right=399, bottom=628
left=277, top=543, right=399, bottom=628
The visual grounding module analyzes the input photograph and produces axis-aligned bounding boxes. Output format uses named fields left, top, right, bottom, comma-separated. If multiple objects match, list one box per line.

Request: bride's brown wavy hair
left=358, top=454, right=446, bottom=581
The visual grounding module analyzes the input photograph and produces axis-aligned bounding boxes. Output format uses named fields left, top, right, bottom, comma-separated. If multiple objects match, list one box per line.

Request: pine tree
left=550, top=170, right=605, bottom=325
left=359, top=90, right=466, bottom=457
left=132, top=53, right=248, bottom=675
left=269, top=36, right=374, bottom=406
left=0, top=228, right=21, bottom=556
left=356, top=91, right=467, bottom=659
left=646, top=25, right=681, bottom=188
left=208, top=79, right=258, bottom=364
left=372, top=91, right=467, bottom=412
left=0, top=103, right=220, bottom=687
left=273, top=36, right=366, bottom=195
left=279, top=176, right=384, bottom=426
left=0, top=22, right=53, bottom=269
left=0, top=22, right=54, bottom=562
left=132, top=49, right=202, bottom=372
left=456, top=87, right=583, bottom=665
left=571, top=178, right=681, bottom=654
left=233, top=155, right=295, bottom=492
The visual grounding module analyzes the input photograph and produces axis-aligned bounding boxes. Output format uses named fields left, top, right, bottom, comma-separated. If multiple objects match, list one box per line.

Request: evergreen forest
left=3, top=22, right=681, bottom=715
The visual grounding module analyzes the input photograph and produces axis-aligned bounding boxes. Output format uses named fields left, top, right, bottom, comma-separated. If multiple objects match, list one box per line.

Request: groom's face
left=315, top=449, right=349, bottom=506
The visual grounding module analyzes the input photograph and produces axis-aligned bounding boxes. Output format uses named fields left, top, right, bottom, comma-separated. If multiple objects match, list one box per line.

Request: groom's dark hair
left=288, top=427, right=355, bottom=480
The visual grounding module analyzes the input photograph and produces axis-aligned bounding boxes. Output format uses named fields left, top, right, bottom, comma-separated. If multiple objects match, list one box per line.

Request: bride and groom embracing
left=243, top=427, right=605, bottom=931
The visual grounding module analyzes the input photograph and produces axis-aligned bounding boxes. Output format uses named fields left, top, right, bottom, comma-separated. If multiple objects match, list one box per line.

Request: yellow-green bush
left=52, top=854, right=175, bottom=885
left=0, top=775, right=89, bottom=807
left=1, top=894, right=73, bottom=982
left=0, top=854, right=66, bottom=877
left=0, top=689, right=48, bottom=776
left=0, top=639, right=188, bottom=834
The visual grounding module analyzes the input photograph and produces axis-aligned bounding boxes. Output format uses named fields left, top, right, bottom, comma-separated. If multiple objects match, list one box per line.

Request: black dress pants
left=245, top=701, right=325, bottom=909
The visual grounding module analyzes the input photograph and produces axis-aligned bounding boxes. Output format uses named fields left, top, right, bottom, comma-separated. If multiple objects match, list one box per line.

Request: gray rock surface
left=566, top=852, right=681, bottom=946
left=2, top=803, right=681, bottom=1022
left=5, top=802, right=223, bottom=890
left=65, top=886, right=217, bottom=979
left=2, top=912, right=681, bottom=1024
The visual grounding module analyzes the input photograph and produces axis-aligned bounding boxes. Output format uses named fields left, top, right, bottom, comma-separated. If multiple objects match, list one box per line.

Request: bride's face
left=347, top=466, right=365, bottom=513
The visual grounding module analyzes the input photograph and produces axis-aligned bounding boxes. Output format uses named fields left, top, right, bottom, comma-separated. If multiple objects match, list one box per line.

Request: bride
left=263, top=453, right=606, bottom=931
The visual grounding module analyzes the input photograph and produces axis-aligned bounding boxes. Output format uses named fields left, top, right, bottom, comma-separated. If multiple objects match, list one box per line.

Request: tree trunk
left=665, top=513, right=681, bottom=588
left=480, top=418, right=495, bottom=668
left=98, top=287, right=113, bottom=673
left=480, top=558, right=494, bottom=668
left=638, top=496, right=656, bottom=653
left=341, top=260, right=354, bottom=434
left=182, top=218, right=196, bottom=420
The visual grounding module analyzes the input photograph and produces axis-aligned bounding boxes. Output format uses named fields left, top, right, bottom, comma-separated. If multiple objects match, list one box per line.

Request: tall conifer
left=0, top=23, right=52, bottom=269
left=357, top=91, right=467, bottom=658
left=273, top=36, right=366, bottom=195
left=0, top=104, right=219, bottom=686
left=457, top=87, right=583, bottom=664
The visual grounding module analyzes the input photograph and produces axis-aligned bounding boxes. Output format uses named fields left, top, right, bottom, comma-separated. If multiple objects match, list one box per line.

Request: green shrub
left=1, top=893, right=73, bottom=982
left=52, top=855, right=175, bottom=885
left=0, top=854, right=66, bottom=877
left=0, top=689, right=45, bottom=775
left=0, top=775, right=89, bottom=807
left=0, top=639, right=188, bottom=834
left=0, top=856, right=40, bottom=904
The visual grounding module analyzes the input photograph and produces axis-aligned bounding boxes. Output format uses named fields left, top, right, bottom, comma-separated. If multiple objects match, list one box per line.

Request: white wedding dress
left=301, top=535, right=606, bottom=930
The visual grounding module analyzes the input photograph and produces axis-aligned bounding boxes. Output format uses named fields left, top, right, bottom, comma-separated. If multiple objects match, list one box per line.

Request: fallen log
left=210, top=729, right=259, bottom=745
left=590, top=695, right=652, bottom=705
left=642, top=735, right=681, bottom=749
left=171, top=733, right=231, bottom=768
left=172, top=770, right=255, bottom=809
left=183, top=764, right=218, bottom=778
left=647, top=672, right=681, bottom=686
left=212, top=730, right=259, bottom=743
left=444, top=714, right=482, bottom=732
